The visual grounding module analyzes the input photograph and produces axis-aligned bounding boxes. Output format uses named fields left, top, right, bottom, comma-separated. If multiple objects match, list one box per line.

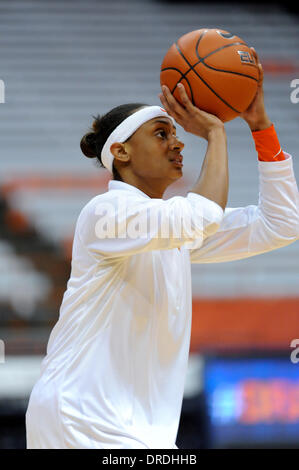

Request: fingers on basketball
left=250, top=47, right=263, bottom=85
left=161, top=85, right=186, bottom=120
left=177, top=83, right=194, bottom=112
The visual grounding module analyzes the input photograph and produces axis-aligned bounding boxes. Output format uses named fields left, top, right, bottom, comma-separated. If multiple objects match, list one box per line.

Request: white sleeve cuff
left=258, top=152, right=293, bottom=175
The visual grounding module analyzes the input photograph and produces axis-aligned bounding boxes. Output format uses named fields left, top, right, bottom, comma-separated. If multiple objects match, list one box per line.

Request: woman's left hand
left=240, top=47, right=272, bottom=131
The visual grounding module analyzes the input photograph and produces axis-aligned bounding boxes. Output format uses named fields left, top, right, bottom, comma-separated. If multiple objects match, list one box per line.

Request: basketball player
left=25, top=49, right=299, bottom=449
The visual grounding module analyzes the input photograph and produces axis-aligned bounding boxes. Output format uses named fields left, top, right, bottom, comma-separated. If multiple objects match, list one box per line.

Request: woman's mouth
left=169, top=155, right=183, bottom=167
left=171, top=160, right=183, bottom=167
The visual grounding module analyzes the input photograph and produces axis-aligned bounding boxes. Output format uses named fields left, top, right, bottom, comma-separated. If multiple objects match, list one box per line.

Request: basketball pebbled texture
left=160, top=29, right=259, bottom=122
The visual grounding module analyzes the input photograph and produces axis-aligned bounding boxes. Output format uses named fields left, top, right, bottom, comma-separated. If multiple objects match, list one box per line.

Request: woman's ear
left=110, top=142, right=130, bottom=163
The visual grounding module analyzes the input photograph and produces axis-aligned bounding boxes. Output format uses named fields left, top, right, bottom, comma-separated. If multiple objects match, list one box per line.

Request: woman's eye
left=157, top=130, right=166, bottom=138
left=157, top=130, right=179, bottom=139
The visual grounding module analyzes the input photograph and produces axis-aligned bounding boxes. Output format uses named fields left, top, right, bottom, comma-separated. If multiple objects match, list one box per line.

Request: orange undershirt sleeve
left=252, top=124, right=286, bottom=162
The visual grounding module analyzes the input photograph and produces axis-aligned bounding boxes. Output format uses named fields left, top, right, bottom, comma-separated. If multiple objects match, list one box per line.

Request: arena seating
left=0, top=0, right=298, bottom=349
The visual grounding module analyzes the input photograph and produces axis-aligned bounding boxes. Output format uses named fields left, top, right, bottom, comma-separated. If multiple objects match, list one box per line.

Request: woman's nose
left=170, top=135, right=184, bottom=150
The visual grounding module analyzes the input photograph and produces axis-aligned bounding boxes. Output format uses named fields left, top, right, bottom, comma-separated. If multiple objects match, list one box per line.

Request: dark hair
left=80, top=103, right=148, bottom=181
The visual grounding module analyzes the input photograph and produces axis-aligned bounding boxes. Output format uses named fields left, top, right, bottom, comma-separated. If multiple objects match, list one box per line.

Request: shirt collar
left=108, top=180, right=151, bottom=199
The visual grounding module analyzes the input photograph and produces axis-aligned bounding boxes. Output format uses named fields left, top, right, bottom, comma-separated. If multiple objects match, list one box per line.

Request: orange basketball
left=160, top=28, right=259, bottom=122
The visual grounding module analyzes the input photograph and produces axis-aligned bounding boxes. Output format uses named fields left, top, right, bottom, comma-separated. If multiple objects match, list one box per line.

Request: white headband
left=101, top=105, right=175, bottom=173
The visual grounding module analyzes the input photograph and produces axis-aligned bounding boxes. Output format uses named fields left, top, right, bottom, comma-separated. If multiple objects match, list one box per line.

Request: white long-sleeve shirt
left=26, top=154, right=299, bottom=449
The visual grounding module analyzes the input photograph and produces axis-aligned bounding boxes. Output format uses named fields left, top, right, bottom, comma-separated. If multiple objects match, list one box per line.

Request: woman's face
left=114, top=116, right=185, bottom=183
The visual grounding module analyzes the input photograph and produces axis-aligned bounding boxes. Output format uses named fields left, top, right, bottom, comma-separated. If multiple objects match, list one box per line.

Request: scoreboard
left=203, top=353, right=299, bottom=448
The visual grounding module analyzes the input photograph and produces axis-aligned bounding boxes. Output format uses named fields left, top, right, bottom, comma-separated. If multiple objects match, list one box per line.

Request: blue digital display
left=203, top=355, right=299, bottom=448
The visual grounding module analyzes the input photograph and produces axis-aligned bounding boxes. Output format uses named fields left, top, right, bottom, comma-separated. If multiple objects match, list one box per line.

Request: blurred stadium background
left=0, top=0, right=298, bottom=449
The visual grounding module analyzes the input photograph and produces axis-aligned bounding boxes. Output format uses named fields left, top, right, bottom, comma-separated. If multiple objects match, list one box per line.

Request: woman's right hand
left=159, top=83, right=225, bottom=141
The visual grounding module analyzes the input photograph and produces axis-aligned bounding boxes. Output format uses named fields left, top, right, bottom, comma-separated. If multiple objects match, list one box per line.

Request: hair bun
left=80, top=132, right=97, bottom=158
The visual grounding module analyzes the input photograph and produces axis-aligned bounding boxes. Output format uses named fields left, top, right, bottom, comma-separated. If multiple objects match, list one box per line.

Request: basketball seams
left=200, top=62, right=259, bottom=82
left=174, top=41, right=241, bottom=113
left=196, top=41, right=259, bottom=82
left=198, top=42, right=248, bottom=62
left=195, top=30, right=208, bottom=54
left=160, top=66, right=195, bottom=104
